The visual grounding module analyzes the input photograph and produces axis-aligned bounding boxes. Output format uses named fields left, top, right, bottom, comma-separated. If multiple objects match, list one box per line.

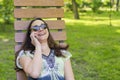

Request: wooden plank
left=16, top=71, right=27, bottom=80
left=14, top=0, right=64, bottom=6
left=15, top=45, right=22, bottom=52
left=14, top=8, right=64, bottom=18
left=15, top=43, right=67, bottom=52
left=15, top=32, right=66, bottom=42
left=14, top=20, right=65, bottom=30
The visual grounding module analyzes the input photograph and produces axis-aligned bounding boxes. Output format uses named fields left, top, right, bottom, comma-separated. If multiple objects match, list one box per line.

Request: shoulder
left=16, top=50, right=33, bottom=69
left=18, top=50, right=34, bottom=58
left=60, top=50, right=72, bottom=60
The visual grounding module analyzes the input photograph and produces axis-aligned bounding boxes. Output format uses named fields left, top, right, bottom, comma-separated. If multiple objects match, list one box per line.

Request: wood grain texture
left=14, top=20, right=65, bottom=30
left=14, top=0, right=64, bottom=6
left=14, top=8, right=64, bottom=18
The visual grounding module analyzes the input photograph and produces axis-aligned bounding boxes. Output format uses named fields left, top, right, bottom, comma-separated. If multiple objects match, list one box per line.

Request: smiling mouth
left=38, top=32, right=46, bottom=36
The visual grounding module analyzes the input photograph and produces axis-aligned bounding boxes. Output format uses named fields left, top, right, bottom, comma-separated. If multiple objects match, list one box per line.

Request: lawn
left=65, top=11, right=120, bottom=80
left=0, top=11, right=120, bottom=80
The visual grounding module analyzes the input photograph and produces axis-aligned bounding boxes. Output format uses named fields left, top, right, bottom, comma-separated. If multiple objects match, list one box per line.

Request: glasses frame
left=31, top=24, right=47, bottom=31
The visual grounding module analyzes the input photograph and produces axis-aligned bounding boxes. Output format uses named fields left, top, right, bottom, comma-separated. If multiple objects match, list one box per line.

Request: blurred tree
left=72, top=0, right=79, bottom=19
left=90, top=0, right=103, bottom=12
left=64, top=2, right=73, bottom=11
left=2, top=0, right=13, bottom=24
left=116, top=0, right=119, bottom=11
left=64, top=0, right=80, bottom=19
left=0, top=0, right=3, bottom=21
left=111, top=0, right=115, bottom=5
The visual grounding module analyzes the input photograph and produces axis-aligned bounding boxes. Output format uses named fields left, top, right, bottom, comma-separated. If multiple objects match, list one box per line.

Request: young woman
left=15, top=18, right=75, bottom=80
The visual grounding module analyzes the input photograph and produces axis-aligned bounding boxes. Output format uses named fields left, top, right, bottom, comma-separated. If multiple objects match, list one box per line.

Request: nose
left=38, top=28, right=44, bottom=32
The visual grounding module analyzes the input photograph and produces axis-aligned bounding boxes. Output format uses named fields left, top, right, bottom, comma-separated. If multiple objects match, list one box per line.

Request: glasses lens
left=31, top=25, right=40, bottom=31
left=40, top=24, right=47, bottom=29
left=31, top=24, right=47, bottom=31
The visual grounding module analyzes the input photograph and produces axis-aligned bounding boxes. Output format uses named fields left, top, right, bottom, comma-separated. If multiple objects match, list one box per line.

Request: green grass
left=0, top=24, right=15, bottom=80
left=0, top=11, right=120, bottom=80
left=65, top=11, right=120, bottom=80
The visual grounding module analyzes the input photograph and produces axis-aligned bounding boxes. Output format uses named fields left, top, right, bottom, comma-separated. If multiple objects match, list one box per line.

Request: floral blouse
left=16, top=49, right=72, bottom=80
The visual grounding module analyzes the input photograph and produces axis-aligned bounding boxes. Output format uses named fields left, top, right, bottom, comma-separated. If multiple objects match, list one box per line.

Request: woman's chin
left=38, top=37, right=47, bottom=42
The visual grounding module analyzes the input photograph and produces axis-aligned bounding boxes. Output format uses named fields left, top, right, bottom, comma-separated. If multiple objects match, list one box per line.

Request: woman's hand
left=20, top=32, right=42, bottom=78
left=30, top=32, right=40, bottom=46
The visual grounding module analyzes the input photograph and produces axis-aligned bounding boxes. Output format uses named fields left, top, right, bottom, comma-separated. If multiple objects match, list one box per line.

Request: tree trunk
left=116, top=0, right=119, bottom=11
left=72, top=0, right=79, bottom=19
left=111, top=0, right=115, bottom=5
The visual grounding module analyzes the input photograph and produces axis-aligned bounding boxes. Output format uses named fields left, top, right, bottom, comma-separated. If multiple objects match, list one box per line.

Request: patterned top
left=16, top=49, right=72, bottom=80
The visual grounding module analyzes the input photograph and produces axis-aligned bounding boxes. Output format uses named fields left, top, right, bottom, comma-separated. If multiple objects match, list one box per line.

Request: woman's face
left=30, top=20, right=49, bottom=42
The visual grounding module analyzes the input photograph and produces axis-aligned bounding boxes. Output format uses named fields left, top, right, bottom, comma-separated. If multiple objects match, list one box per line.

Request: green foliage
left=90, top=0, right=103, bottom=12
left=64, top=2, right=73, bottom=12
left=64, top=0, right=81, bottom=12
left=76, top=0, right=83, bottom=8
left=2, top=0, right=14, bottom=24
left=102, top=0, right=111, bottom=7
left=0, top=0, right=3, bottom=19
left=76, top=0, right=82, bottom=4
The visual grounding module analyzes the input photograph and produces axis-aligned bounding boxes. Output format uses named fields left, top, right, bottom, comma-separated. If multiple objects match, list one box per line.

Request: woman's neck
left=41, top=42, right=50, bottom=56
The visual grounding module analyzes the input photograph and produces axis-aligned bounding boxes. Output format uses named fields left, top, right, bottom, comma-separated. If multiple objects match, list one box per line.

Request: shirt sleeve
left=61, top=50, right=72, bottom=61
left=16, top=50, right=33, bottom=69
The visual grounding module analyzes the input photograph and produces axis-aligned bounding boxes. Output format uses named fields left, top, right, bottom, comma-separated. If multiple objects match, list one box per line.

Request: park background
left=0, top=0, right=120, bottom=80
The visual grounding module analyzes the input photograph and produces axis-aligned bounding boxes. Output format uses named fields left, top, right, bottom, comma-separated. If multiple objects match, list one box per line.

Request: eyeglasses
left=31, top=24, right=47, bottom=31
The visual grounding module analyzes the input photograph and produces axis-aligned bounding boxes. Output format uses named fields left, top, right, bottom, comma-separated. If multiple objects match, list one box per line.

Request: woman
left=15, top=18, right=75, bottom=80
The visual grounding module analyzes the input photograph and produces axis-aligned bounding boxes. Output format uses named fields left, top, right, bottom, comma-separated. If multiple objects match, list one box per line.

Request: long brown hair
left=15, top=18, right=69, bottom=71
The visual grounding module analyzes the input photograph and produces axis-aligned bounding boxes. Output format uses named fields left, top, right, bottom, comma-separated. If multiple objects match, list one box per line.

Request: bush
left=90, top=0, right=103, bottom=12
left=2, top=0, right=14, bottom=24
left=64, top=2, right=73, bottom=12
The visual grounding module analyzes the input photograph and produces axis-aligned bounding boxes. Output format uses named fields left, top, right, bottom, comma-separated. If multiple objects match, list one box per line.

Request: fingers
left=30, top=32, right=40, bottom=46
left=34, top=33, right=39, bottom=39
left=30, top=32, right=37, bottom=40
left=30, top=32, right=37, bottom=45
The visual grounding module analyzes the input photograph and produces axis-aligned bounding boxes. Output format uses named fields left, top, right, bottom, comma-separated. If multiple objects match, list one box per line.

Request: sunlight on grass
left=116, top=29, right=120, bottom=33
left=3, top=39, right=9, bottom=42
left=81, top=20, right=109, bottom=26
left=0, top=35, right=6, bottom=39
left=0, top=33, right=12, bottom=42
left=64, top=19, right=109, bottom=26
left=114, top=45, right=120, bottom=50
left=111, top=20, right=120, bottom=27
left=0, top=35, right=10, bottom=42
left=82, top=16, right=109, bottom=20
left=0, top=19, right=4, bottom=22
left=64, top=19, right=81, bottom=23
left=64, top=18, right=120, bottom=27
